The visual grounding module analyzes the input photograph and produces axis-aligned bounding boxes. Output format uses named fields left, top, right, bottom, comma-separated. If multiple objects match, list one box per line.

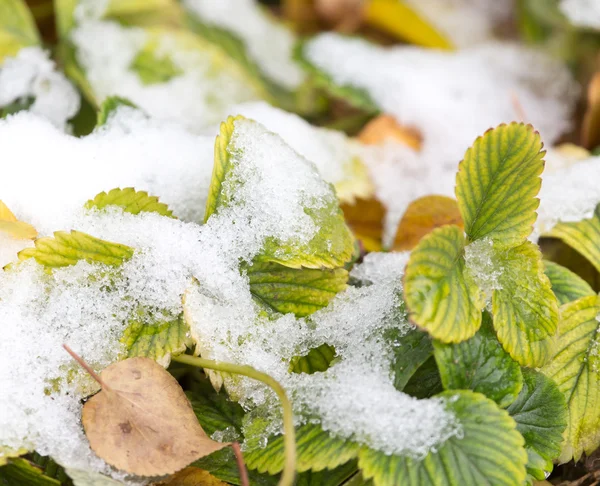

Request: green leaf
left=244, top=423, right=360, bottom=475
left=121, top=313, right=190, bottom=366
left=296, top=460, right=358, bottom=486
left=0, top=96, right=34, bottom=118
left=492, top=241, right=558, bottom=367
left=434, top=312, right=523, bottom=407
left=0, top=0, right=40, bottom=61
left=389, top=327, right=433, bottom=391
left=294, top=41, right=379, bottom=114
left=247, top=262, right=348, bottom=317
left=402, top=356, right=443, bottom=399
left=544, top=260, right=595, bottom=305
left=0, top=458, right=60, bottom=486
left=27, top=454, right=73, bottom=485
left=456, top=123, right=544, bottom=248
left=18, top=231, right=134, bottom=268
left=85, top=187, right=174, bottom=218
left=206, top=116, right=355, bottom=270
left=506, top=369, right=567, bottom=482
left=186, top=373, right=245, bottom=438
left=290, top=343, right=337, bottom=374
left=130, top=41, right=183, bottom=85
left=541, top=295, right=600, bottom=462
left=96, top=96, right=138, bottom=126
left=403, top=225, right=484, bottom=342
left=547, top=203, right=600, bottom=273
left=358, top=390, right=527, bottom=486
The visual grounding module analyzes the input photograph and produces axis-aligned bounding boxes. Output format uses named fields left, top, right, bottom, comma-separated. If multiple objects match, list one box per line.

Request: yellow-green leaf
left=362, top=0, right=453, bottom=49
left=244, top=423, right=359, bottom=474
left=130, top=40, right=183, bottom=85
left=0, top=458, right=60, bottom=486
left=121, top=314, right=190, bottom=367
left=456, top=123, right=545, bottom=249
left=0, top=0, right=40, bottom=61
left=86, top=187, right=174, bottom=218
left=547, top=203, right=600, bottom=273
left=0, top=200, right=37, bottom=240
left=403, top=225, right=484, bottom=342
left=358, top=390, right=527, bottom=486
left=492, top=242, right=558, bottom=367
left=544, top=260, right=595, bottom=305
left=541, top=295, right=600, bottom=462
left=247, top=262, right=348, bottom=317
left=0, top=447, right=27, bottom=467
left=18, top=231, right=134, bottom=268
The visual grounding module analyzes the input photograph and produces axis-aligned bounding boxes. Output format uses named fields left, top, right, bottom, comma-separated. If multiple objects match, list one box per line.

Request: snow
left=0, top=110, right=215, bottom=235
left=0, top=115, right=460, bottom=477
left=182, top=0, right=305, bottom=89
left=230, top=101, right=372, bottom=202
left=464, top=237, right=502, bottom=302
left=0, top=47, right=80, bottom=131
left=70, top=4, right=260, bottom=131
left=560, top=0, right=600, bottom=29
left=536, top=154, right=600, bottom=239
left=405, top=0, right=514, bottom=47
left=304, top=34, right=578, bottom=242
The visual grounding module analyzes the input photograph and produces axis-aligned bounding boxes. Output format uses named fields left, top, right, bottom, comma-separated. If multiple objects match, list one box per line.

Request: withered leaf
left=582, top=72, right=600, bottom=150
left=80, top=356, right=229, bottom=477
left=358, top=114, right=422, bottom=149
left=393, top=195, right=463, bottom=251
left=341, top=197, right=386, bottom=252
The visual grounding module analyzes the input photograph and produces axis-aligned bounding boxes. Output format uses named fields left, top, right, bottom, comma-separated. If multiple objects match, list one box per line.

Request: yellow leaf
left=153, top=467, right=228, bottom=486
left=582, top=72, right=600, bottom=150
left=358, top=115, right=422, bottom=149
left=393, top=195, right=463, bottom=251
left=362, top=0, right=453, bottom=50
left=65, top=349, right=229, bottom=477
left=0, top=200, right=37, bottom=240
left=341, top=197, right=385, bottom=252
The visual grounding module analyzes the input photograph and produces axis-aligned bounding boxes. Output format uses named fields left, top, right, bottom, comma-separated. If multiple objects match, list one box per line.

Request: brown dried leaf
left=393, top=195, right=463, bottom=251
left=358, top=115, right=422, bottom=149
left=153, top=467, right=228, bottom=486
left=582, top=73, right=600, bottom=150
left=315, top=0, right=363, bottom=31
left=341, top=197, right=385, bottom=252
left=80, top=356, right=228, bottom=477
left=0, top=200, right=37, bottom=240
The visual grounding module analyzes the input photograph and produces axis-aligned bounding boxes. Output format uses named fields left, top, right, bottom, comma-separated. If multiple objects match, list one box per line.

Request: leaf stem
left=231, top=442, right=249, bottom=486
left=171, top=354, right=296, bottom=486
left=63, top=344, right=109, bottom=389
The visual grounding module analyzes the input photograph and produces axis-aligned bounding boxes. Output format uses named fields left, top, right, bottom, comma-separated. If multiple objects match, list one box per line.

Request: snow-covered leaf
left=357, top=390, right=527, bottom=486
left=290, top=343, right=337, bottom=374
